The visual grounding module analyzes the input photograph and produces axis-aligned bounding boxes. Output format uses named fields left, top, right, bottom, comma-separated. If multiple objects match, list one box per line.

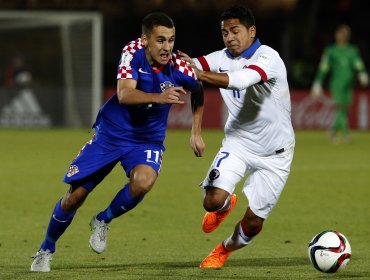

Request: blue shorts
left=63, top=138, right=164, bottom=192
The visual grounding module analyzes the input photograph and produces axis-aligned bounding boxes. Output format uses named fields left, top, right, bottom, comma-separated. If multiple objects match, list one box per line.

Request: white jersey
left=195, top=39, right=295, bottom=156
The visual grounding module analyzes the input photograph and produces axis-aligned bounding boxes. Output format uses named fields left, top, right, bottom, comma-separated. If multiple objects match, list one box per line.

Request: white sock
left=224, top=222, right=254, bottom=249
left=218, top=195, right=231, bottom=212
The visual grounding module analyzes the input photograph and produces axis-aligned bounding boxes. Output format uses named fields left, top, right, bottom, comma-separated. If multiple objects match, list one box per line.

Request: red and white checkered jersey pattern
left=117, top=39, right=143, bottom=79
left=171, top=53, right=196, bottom=79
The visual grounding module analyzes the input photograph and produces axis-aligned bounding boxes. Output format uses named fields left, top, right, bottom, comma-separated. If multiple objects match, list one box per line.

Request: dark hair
left=220, top=5, right=255, bottom=28
left=142, top=12, right=174, bottom=35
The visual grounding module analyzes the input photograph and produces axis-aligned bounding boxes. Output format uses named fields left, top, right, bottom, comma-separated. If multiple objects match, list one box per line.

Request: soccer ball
left=308, top=230, right=351, bottom=273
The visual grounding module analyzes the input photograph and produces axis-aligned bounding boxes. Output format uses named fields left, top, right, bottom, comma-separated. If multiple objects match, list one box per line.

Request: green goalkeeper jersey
left=315, top=43, right=366, bottom=102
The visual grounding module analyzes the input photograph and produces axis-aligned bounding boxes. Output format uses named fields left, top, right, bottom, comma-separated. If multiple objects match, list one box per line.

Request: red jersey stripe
left=247, top=65, right=268, bottom=82
left=197, top=56, right=210, bottom=72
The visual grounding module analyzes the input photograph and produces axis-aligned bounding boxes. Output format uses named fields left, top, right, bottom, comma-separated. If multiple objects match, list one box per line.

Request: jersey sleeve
left=315, top=47, right=331, bottom=83
left=194, top=51, right=223, bottom=72
left=244, top=49, right=280, bottom=83
left=117, top=39, right=143, bottom=81
left=352, top=46, right=366, bottom=73
left=172, top=53, right=198, bottom=90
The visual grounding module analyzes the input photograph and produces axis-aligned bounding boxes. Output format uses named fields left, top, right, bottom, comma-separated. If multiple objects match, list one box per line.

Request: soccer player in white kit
left=179, top=5, right=295, bottom=268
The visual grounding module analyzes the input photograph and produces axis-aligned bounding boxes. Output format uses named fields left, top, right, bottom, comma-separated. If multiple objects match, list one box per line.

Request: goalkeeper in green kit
left=311, top=24, right=369, bottom=143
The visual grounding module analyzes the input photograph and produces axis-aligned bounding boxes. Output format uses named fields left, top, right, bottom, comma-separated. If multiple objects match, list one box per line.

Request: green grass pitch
left=1, top=128, right=370, bottom=279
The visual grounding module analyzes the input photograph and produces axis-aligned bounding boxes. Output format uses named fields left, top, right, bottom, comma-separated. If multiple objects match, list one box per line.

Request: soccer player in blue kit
left=31, top=12, right=205, bottom=272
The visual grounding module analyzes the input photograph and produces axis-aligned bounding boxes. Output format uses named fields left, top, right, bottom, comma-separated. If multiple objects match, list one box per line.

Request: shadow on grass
left=53, top=256, right=308, bottom=271
left=3, top=257, right=368, bottom=280
left=57, top=257, right=367, bottom=279
left=48, top=257, right=366, bottom=280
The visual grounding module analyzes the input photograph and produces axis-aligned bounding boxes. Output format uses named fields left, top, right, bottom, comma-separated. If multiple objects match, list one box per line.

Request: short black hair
left=220, top=5, right=255, bottom=28
left=141, top=12, right=174, bottom=35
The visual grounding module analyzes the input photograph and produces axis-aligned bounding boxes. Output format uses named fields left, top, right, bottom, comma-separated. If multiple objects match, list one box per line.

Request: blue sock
left=96, top=184, right=143, bottom=223
left=40, top=199, right=76, bottom=253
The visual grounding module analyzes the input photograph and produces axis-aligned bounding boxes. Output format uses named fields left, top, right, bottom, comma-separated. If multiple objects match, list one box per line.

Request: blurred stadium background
left=1, top=2, right=370, bottom=278
left=0, top=0, right=369, bottom=129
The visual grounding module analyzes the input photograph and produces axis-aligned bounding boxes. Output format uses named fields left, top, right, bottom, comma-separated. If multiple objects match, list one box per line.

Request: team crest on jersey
left=67, top=165, right=79, bottom=177
left=209, top=169, right=220, bottom=180
left=160, top=81, right=174, bottom=92
left=257, top=54, right=271, bottom=66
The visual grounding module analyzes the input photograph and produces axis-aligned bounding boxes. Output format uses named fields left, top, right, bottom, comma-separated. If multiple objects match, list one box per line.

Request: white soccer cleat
left=89, top=216, right=109, bottom=254
left=30, top=249, right=53, bottom=272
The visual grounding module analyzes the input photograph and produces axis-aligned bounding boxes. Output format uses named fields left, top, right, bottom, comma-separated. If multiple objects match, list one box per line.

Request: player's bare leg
left=90, top=165, right=157, bottom=253
left=200, top=207, right=264, bottom=268
left=202, top=187, right=238, bottom=233
left=61, top=186, right=89, bottom=212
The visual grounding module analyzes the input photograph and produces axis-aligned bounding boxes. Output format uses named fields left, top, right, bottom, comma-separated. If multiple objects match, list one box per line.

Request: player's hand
left=358, top=72, right=369, bottom=87
left=177, top=50, right=193, bottom=64
left=159, top=86, right=187, bottom=104
left=190, top=133, right=205, bottom=157
left=177, top=50, right=200, bottom=77
left=310, top=81, right=323, bottom=98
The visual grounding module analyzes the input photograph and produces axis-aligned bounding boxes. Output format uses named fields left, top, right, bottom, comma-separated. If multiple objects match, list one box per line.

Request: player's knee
left=61, top=195, right=83, bottom=213
left=203, top=197, right=224, bottom=212
left=203, top=187, right=229, bottom=212
left=129, top=166, right=157, bottom=197
left=61, top=186, right=88, bottom=213
left=130, top=175, right=156, bottom=197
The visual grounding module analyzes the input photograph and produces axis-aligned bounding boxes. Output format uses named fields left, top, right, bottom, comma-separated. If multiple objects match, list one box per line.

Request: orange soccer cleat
left=202, top=194, right=237, bottom=233
left=199, top=242, right=231, bottom=268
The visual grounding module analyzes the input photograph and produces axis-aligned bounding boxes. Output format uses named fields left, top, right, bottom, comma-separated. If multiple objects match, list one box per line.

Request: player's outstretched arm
left=177, top=50, right=229, bottom=88
left=196, top=71, right=229, bottom=88
left=190, top=81, right=205, bottom=157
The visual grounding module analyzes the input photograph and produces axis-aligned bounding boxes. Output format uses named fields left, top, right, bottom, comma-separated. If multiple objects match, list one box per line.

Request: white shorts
left=200, top=137, right=294, bottom=220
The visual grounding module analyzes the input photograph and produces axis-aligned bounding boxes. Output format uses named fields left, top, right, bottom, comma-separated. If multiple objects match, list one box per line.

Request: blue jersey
left=93, top=38, right=198, bottom=147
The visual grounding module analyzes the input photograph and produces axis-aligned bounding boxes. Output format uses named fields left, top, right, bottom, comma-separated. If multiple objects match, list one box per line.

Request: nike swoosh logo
left=218, top=67, right=228, bottom=72
left=138, top=68, right=151, bottom=74
left=52, top=214, right=68, bottom=223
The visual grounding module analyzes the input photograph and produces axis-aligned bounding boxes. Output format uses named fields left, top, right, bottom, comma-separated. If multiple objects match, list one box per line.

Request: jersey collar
left=225, top=38, right=261, bottom=59
left=152, top=65, right=164, bottom=73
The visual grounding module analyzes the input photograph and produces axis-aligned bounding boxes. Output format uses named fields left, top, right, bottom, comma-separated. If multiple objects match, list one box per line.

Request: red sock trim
left=221, top=241, right=231, bottom=252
